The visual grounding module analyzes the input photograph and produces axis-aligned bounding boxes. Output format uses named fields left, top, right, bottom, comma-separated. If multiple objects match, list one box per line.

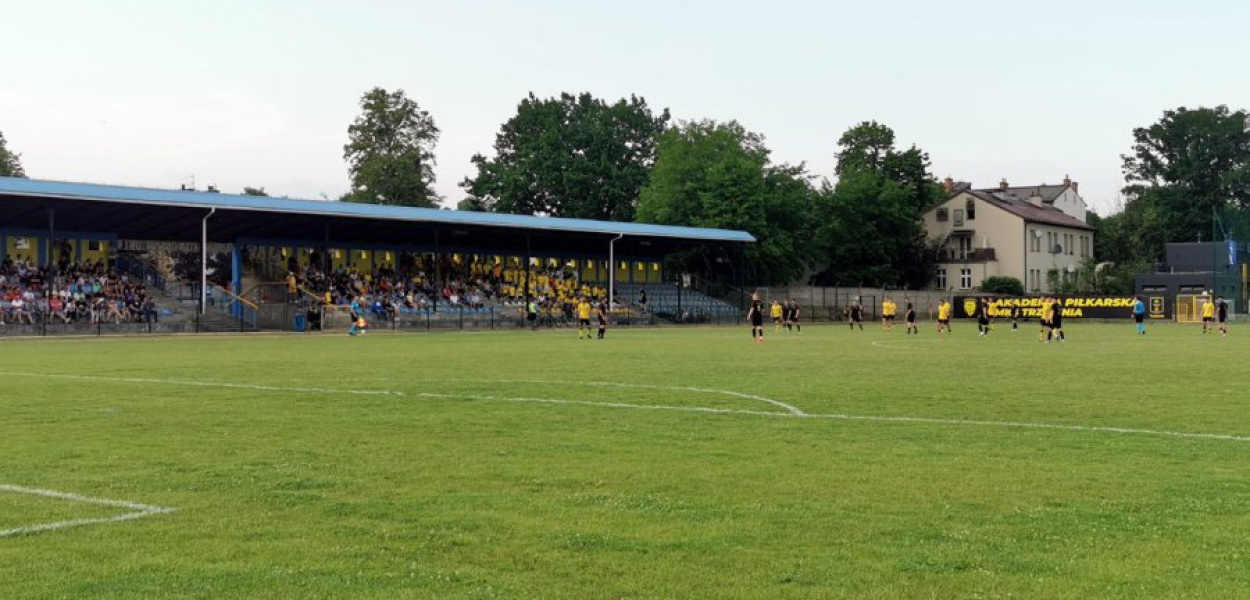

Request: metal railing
left=208, top=284, right=259, bottom=330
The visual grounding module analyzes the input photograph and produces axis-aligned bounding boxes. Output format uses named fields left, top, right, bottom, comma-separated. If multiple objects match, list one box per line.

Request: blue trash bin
left=293, top=314, right=307, bottom=333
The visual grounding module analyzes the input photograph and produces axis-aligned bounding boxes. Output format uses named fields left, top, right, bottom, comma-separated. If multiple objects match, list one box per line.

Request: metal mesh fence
left=1213, top=207, right=1250, bottom=312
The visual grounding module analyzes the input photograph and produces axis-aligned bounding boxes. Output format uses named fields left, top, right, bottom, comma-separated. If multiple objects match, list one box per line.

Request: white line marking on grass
left=4, top=372, right=1247, bottom=444
left=0, top=372, right=403, bottom=397
left=870, top=339, right=942, bottom=349
left=0, top=484, right=175, bottom=538
left=442, top=378, right=807, bottom=416
left=402, top=392, right=1250, bottom=443
left=801, top=413, right=1250, bottom=443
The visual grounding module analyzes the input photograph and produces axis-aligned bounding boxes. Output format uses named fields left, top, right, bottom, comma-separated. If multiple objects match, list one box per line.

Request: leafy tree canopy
left=810, top=121, right=941, bottom=288
left=1119, top=105, right=1250, bottom=249
left=343, top=87, right=440, bottom=207
left=0, top=129, right=26, bottom=178
left=462, top=92, right=669, bottom=221
left=636, top=120, right=816, bottom=285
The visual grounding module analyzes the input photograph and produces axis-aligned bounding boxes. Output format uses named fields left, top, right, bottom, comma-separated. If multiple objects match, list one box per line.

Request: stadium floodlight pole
left=609, top=233, right=624, bottom=308
left=201, top=208, right=216, bottom=315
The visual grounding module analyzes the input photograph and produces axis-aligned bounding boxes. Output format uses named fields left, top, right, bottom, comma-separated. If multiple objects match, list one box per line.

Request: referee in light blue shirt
left=1132, top=296, right=1147, bottom=335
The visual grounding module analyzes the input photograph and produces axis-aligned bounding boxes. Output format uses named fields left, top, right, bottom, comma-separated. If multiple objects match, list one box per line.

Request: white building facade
left=924, top=178, right=1096, bottom=293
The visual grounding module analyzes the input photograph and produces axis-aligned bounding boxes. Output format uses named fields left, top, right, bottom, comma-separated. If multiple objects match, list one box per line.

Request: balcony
left=938, top=247, right=996, bottom=263
left=969, top=248, right=996, bottom=262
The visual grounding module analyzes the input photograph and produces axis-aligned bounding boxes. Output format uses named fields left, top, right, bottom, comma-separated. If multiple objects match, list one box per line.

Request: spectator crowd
left=0, top=255, right=158, bottom=326
left=278, top=254, right=610, bottom=323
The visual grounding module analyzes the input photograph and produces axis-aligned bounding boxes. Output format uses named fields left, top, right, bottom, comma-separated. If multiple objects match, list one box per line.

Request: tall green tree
left=0, top=129, right=25, bottom=178
left=242, top=186, right=268, bottom=197
left=834, top=120, right=895, bottom=177
left=1120, top=105, right=1250, bottom=249
left=636, top=120, right=816, bottom=285
left=462, top=92, right=669, bottom=221
left=342, top=87, right=440, bottom=207
left=811, top=121, right=941, bottom=288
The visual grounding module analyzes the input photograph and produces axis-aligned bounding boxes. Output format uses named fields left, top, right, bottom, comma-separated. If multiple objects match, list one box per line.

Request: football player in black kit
left=847, top=302, right=864, bottom=330
left=748, top=298, right=765, bottom=342
left=1216, top=296, right=1229, bottom=337
left=977, top=298, right=991, bottom=337
left=596, top=302, right=608, bottom=339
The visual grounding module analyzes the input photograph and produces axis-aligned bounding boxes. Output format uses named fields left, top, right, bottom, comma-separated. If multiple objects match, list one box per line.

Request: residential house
left=923, top=177, right=1095, bottom=293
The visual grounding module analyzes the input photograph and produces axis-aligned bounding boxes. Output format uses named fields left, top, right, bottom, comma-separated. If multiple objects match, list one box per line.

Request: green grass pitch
left=1, top=321, right=1247, bottom=599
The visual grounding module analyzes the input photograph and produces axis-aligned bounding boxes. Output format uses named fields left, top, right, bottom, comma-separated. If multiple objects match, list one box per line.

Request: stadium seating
left=615, top=282, right=740, bottom=322
left=0, top=256, right=160, bottom=326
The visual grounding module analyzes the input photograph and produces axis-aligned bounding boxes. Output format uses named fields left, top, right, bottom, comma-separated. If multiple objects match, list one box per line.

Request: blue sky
left=3, top=0, right=1247, bottom=214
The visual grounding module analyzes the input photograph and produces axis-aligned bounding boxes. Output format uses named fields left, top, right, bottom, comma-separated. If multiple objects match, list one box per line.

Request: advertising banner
left=952, top=296, right=1171, bottom=320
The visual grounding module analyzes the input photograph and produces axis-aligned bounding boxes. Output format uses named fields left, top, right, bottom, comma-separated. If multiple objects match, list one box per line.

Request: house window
left=954, top=209, right=965, bottom=227
left=966, top=199, right=976, bottom=220
left=959, top=236, right=972, bottom=261
left=1029, top=230, right=1039, bottom=252
left=936, top=268, right=947, bottom=290
left=936, top=208, right=948, bottom=222
left=959, top=268, right=973, bottom=290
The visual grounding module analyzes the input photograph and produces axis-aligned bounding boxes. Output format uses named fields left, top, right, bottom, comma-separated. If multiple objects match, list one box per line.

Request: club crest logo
left=963, top=298, right=978, bottom=317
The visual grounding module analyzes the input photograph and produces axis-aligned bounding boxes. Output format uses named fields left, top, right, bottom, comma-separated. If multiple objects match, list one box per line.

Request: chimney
left=999, top=178, right=1009, bottom=191
left=943, top=176, right=954, bottom=193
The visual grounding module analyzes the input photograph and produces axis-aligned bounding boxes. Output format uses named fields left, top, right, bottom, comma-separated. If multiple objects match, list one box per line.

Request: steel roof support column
left=608, top=233, right=623, bottom=309
left=525, top=234, right=532, bottom=316
left=433, top=230, right=440, bottom=313
left=201, top=208, right=216, bottom=315
left=231, top=242, right=242, bottom=319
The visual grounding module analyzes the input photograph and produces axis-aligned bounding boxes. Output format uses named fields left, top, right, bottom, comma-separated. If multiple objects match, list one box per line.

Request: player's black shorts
left=906, top=316, right=915, bottom=323
left=1051, top=318, right=1062, bottom=328
left=751, top=316, right=763, bottom=327
left=1218, top=315, right=1227, bottom=323
left=1134, top=314, right=1144, bottom=323
left=978, top=317, right=989, bottom=326
left=885, top=315, right=895, bottom=321
left=1203, top=316, right=1213, bottom=323
left=579, top=318, right=590, bottom=326
left=938, top=318, right=949, bottom=325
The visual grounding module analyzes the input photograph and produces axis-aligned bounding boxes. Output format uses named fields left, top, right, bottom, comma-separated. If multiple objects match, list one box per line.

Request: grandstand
left=0, top=177, right=754, bottom=335
left=615, top=282, right=742, bottom=323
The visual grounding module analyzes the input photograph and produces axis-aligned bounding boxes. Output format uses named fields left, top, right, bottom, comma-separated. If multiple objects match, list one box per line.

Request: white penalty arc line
left=3, top=372, right=1248, bottom=444
left=419, top=378, right=807, bottom=416
left=0, top=484, right=176, bottom=538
